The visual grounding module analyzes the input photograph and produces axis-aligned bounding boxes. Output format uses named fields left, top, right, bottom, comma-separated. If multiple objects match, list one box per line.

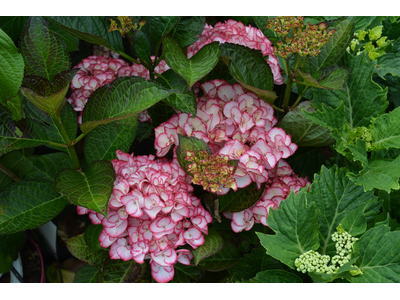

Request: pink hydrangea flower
left=77, top=150, right=212, bottom=283
left=187, top=19, right=284, bottom=85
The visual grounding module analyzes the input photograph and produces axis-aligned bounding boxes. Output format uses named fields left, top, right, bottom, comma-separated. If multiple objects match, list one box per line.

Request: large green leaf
left=24, top=100, right=77, bottom=152
left=242, top=269, right=303, bottom=283
left=0, top=179, right=66, bottom=234
left=155, top=69, right=197, bottom=116
left=20, top=17, right=70, bottom=81
left=103, top=259, right=142, bottom=283
left=0, top=28, right=24, bottom=106
left=278, top=101, right=334, bottom=147
left=229, top=246, right=284, bottom=282
left=44, top=17, right=124, bottom=52
left=141, top=16, right=179, bottom=48
left=73, top=264, right=101, bottom=283
left=301, top=17, right=355, bottom=75
left=297, top=66, right=350, bottom=91
left=25, top=152, right=74, bottom=182
left=374, top=54, right=400, bottom=79
left=347, top=154, right=400, bottom=193
left=370, top=106, right=400, bottom=150
left=171, top=264, right=203, bottom=283
left=307, top=165, right=381, bottom=256
left=197, top=240, right=241, bottom=271
left=311, top=52, right=388, bottom=130
left=0, top=231, right=25, bottom=273
left=84, top=224, right=105, bottom=251
left=133, top=30, right=151, bottom=64
left=84, top=115, right=139, bottom=165
left=0, top=106, right=50, bottom=155
left=163, top=36, right=221, bottom=89
left=221, top=43, right=276, bottom=103
left=0, top=150, right=33, bottom=189
left=218, top=182, right=266, bottom=213
left=54, top=160, right=115, bottom=216
left=192, top=228, right=224, bottom=265
left=66, top=233, right=108, bottom=267
left=170, top=16, right=205, bottom=48
left=0, top=16, right=29, bottom=43
left=256, top=188, right=320, bottom=269
left=80, top=76, right=176, bottom=133
left=350, top=222, right=400, bottom=282
left=48, top=23, right=79, bottom=52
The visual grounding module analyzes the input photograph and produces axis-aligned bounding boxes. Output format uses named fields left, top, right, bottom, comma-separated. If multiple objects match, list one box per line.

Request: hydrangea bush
left=1, top=16, right=400, bottom=283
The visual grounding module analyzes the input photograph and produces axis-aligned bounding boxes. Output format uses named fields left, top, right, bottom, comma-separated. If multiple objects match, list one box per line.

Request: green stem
left=0, top=162, right=20, bottom=182
left=51, top=115, right=81, bottom=171
left=272, top=104, right=284, bottom=113
left=71, top=133, right=86, bottom=146
left=290, top=85, right=310, bottom=111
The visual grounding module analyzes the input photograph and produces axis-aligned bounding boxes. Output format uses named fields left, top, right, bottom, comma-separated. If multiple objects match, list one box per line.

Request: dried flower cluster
left=186, top=150, right=237, bottom=193
left=266, top=16, right=335, bottom=58
left=77, top=150, right=213, bottom=283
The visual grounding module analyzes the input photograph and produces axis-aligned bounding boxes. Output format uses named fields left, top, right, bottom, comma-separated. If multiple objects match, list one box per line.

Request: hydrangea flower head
left=77, top=150, right=212, bottom=283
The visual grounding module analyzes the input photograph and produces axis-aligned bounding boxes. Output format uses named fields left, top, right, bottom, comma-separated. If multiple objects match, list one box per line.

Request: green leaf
left=44, top=17, right=124, bottom=52
left=48, top=23, right=79, bottom=52
left=243, top=269, right=303, bottom=283
left=103, top=259, right=142, bottom=283
left=0, top=107, right=50, bottom=155
left=80, top=76, right=176, bottom=134
left=355, top=16, right=381, bottom=32
left=229, top=246, right=284, bottom=282
left=347, top=154, right=400, bottom=192
left=6, top=93, right=22, bottom=121
left=192, top=228, right=224, bottom=265
left=307, top=165, right=381, bottom=256
left=340, top=205, right=368, bottom=236
left=170, top=16, right=205, bottom=48
left=221, top=43, right=276, bottom=103
left=256, top=188, right=320, bottom=269
left=84, top=224, right=105, bottom=251
left=84, top=115, right=139, bottom=165
left=141, top=16, right=179, bottom=48
left=20, top=17, right=70, bottom=81
left=297, top=66, right=350, bottom=91
left=0, top=150, right=33, bottom=189
left=54, top=160, right=116, bottom=216
left=73, top=264, right=101, bottom=283
left=350, top=223, right=400, bottom=282
left=133, top=30, right=151, bottom=64
left=66, top=233, right=108, bottom=267
left=171, top=264, right=203, bottom=283
left=163, top=36, right=221, bottom=89
left=379, top=189, right=400, bottom=221
left=175, top=134, right=213, bottom=175
left=0, top=179, right=66, bottom=234
left=197, top=240, right=241, bottom=271
left=374, top=54, right=400, bottom=79
left=0, top=16, right=29, bottom=43
left=218, top=182, right=266, bottom=213
left=311, top=52, right=388, bottom=130
left=25, top=152, right=74, bottom=182
left=278, top=101, right=334, bottom=147
left=0, top=232, right=25, bottom=273
left=155, top=69, right=197, bottom=116
left=0, top=28, right=24, bottom=106
left=370, top=106, right=400, bottom=150
left=24, top=100, right=78, bottom=152
left=302, top=17, right=355, bottom=75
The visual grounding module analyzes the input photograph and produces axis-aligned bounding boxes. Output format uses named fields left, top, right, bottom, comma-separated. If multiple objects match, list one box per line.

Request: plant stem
left=0, top=162, right=21, bottom=182
left=290, top=85, right=310, bottom=111
left=272, top=104, right=284, bottom=113
left=51, top=115, right=81, bottom=171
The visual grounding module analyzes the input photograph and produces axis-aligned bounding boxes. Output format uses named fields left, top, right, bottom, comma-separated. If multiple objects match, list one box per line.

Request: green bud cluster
left=347, top=25, right=390, bottom=61
left=266, top=16, right=335, bottom=59
left=349, top=126, right=374, bottom=151
left=294, top=225, right=360, bottom=276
